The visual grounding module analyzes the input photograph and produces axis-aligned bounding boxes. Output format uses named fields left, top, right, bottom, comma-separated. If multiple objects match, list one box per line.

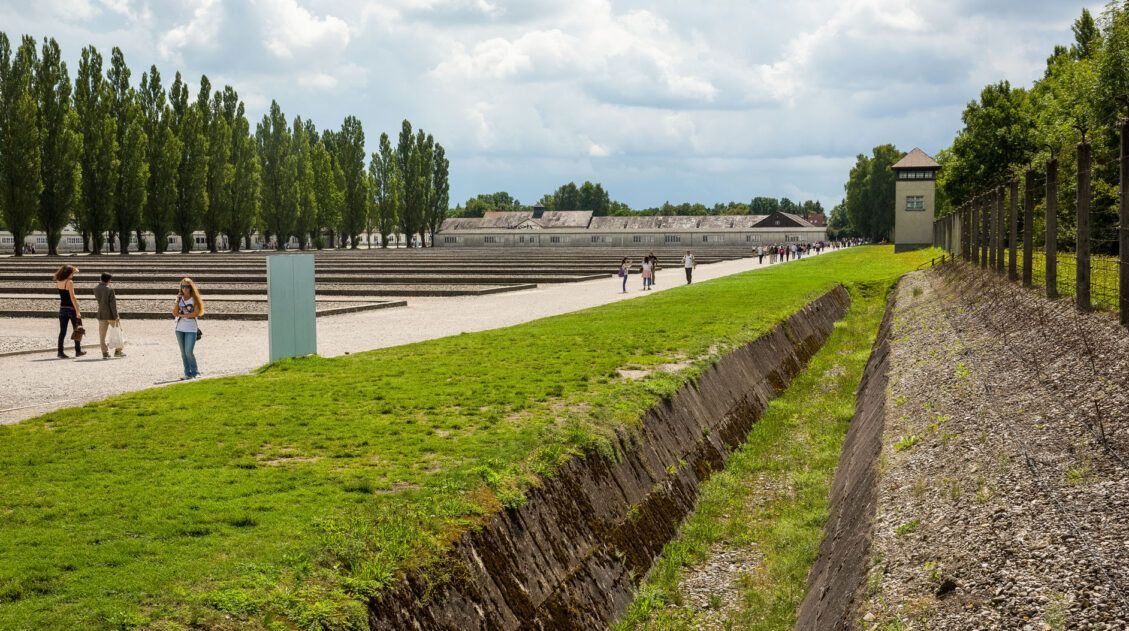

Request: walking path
left=0, top=252, right=825, bottom=424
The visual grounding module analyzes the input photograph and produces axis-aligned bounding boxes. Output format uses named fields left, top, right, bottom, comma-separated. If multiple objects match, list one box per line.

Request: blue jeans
left=621, top=274, right=628, bottom=292
left=176, top=330, right=199, bottom=377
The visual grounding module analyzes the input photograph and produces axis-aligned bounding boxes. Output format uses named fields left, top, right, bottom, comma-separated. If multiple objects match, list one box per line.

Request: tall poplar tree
left=336, top=115, right=367, bottom=247
left=35, top=37, right=81, bottom=256
left=0, top=35, right=43, bottom=255
left=138, top=65, right=168, bottom=251
left=412, top=130, right=434, bottom=246
left=428, top=143, right=449, bottom=244
left=256, top=100, right=293, bottom=248
left=170, top=75, right=208, bottom=252
left=312, top=138, right=340, bottom=249
left=291, top=115, right=316, bottom=249
left=395, top=119, right=420, bottom=243
left=202, top=90, right=231, bottom=251
left=74, top=45, right=119, bottom=254
left=370, top=132, right=398, bottom=247
left=116, top=100, right=148, bottom=254
left=227, top=101, right=259, bottom=251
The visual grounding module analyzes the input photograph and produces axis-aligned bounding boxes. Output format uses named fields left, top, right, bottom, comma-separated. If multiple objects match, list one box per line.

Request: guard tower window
left=906, top=195, right=925, bottom=211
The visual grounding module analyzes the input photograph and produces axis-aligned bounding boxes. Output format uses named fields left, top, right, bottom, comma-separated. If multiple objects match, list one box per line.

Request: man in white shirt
left=683, top=251, right=695, bottom=284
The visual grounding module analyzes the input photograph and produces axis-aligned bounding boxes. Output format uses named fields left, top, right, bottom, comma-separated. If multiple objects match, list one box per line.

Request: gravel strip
left=859, top=267, right=1129, bottom=630
left=0, top=335, right=56, bottom=356
left=0, top=250, right=829, bottom=424
left=0, top=298, right=396, bottom=317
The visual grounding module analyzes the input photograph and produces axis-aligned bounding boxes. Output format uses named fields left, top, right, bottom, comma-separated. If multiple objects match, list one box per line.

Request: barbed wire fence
left=932, top=116, right=1129, bottom=328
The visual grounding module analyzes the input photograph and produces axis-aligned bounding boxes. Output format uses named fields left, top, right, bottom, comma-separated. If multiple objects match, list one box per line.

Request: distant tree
left=257, top=100, right=293, bottom=248
left=844, top=144, right=902, bottom=241
left=427, top=142, right=449, bottom=243
left=312, top=139, right=340, bottom=249
left=778, top=197, right=798, bottom=215
left=227, top=125, right=260, bottom=251
left=369, top=132, right=398, bottom=246
left=412, top=130, right=434, bottom=246
left=145, top=121, right=181, bottom=252
left=115, top=102, right=148, bottom=255
left=0, top=35, right=43, bottom=255
left=332, top=115, right=366, bottom=247
left=139, top=65, right=168, bottom=251
left=552, top=182, right=580, bottom=210
left=75, top=45, right=119, bottom=254
left=291, top=115, right=316, bottom=249
left=577, top=181, right=610, bottom=215
left=1071, top=8, right=1100, bottom=60
left=35, top=37, right=81, bottom=256
left=396, top=120, right=423, bottom=243
left=462, top=192, right=520, bottom=217
left=749, top=196, right=779, bottom=215
left=202, top=91, right=231, bottom=252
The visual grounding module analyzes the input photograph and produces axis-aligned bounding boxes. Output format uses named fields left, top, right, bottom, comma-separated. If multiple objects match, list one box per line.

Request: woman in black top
left=54, top=265, right=85, bottom=358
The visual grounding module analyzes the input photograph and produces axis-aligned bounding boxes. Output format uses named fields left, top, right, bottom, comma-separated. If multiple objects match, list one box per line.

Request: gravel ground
left=859, top=267, right=1129, bottom=630
left=0, top=250, right=830, bottom=424
left=0, top=335, right=56, bottom=356
left=0, top=281, right=531, bottom=296
left=0, top=298, right=392, bottom=317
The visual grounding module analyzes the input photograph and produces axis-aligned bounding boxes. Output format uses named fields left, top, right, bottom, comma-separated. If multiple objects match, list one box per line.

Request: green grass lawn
left=615, top=253, right=910, bottom=630
left=0, top=246, right=935, bottom=630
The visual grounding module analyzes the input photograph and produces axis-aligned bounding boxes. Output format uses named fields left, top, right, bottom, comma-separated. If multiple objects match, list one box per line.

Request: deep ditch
left=369, top=285, right=852, bottom=630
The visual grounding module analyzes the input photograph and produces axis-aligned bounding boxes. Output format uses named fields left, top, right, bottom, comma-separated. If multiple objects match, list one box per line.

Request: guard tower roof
left=891, top=148, right=940, bottom=171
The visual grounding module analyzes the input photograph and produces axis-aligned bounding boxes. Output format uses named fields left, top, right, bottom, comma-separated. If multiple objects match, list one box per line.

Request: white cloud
left=159, top=0, right=223, bottom=63
left=257, top=0, right=350, bottom=60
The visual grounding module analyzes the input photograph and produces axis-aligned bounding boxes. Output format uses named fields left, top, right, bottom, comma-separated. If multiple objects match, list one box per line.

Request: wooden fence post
left=1121, top=119, right=1129, bottom=327
left=1046, top=159, right=1059, bottom=299
left=1023, top=170, right=1035, bottom=287
left=995, top=186, right=1005, bottom=273
left=1077, top=141, right=1092, bottom=311
left=981, top=195, right=990, bottom=268
left=1009, top=180, right=1019, bottom=281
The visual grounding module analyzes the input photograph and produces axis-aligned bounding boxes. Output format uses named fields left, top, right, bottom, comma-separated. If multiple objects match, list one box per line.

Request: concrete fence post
left=1046, top=159, right=1059, bottom=299
left=1121, top=119, right=1129, bottom=327
left=1077, top=141, right=1092, bottom=311
left=1023, top=170, right=1035, bottom=287
left=1009, top=180, right=1019, bottom=281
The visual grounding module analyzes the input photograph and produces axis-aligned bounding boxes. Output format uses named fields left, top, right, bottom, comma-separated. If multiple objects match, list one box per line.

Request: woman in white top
left=641, top=257, right=653, bottom=291
left=170, top=277, right=205, bottom=379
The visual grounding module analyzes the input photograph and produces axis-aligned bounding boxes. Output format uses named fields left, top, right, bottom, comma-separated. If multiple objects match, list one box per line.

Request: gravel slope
left=860, top=268, right=1129, bottom=630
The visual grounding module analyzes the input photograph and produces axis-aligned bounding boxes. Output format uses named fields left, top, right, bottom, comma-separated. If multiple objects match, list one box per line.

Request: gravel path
left=860, top=268, right=1129, bottom=630
left=0, top=251, right=829, bottom=424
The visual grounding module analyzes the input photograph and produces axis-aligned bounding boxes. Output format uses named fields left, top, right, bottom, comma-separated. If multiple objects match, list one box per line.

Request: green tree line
left=453, top=183, right=826, bottom=221
left=0, top=33, right=449, bottom=255
left=935, top=4, right=1129, bottom=253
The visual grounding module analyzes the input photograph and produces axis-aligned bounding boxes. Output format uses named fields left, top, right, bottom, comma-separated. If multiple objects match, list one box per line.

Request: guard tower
left=891, top=148, right=940, bottom=252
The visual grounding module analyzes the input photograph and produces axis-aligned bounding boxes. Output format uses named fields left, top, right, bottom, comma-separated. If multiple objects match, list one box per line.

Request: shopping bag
left=106, top=322, right=125, bottom=349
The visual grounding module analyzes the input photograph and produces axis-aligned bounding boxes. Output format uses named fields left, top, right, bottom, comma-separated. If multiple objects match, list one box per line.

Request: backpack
left=617, top=267, right=626, bottom=278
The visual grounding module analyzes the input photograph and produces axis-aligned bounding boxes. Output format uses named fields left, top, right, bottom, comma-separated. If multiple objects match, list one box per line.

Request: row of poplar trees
left=0, top=33, right=449, bottom=256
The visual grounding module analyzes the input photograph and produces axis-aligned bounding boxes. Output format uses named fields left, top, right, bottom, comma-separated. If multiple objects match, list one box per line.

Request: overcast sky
left=0, top=0, right=1105, bottom=209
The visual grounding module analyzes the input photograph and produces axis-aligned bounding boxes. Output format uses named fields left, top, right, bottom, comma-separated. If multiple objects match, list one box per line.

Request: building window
left=66, top=236, right=83, bottom=245
left=550, top=236, right=561, bottom=243
left=444, top=236, right=457, bottom=243
left=702, top=235, right=709, bottom=243
left=906, top=195, right=925, bottom=211
left=633, top=235, right=642, bottom=243
left=0, top=237, right=12, bottom=244
left=36, top=237, right=47, bottom=244
left=195, top=236, right=207, bottom=245
left=591, top=235, right=600, bottom=243
left=484, top=236, right=496, bottom=243
left=899, top=170, right=935, bottom=181
left=664, top=235, right=680, bottom=243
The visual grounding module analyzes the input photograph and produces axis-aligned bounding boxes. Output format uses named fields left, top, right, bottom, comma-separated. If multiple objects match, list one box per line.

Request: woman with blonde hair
left=170, top=277, right=205, bottom=379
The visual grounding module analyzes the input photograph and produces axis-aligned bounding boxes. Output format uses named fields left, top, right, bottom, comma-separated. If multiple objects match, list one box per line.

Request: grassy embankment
left=0, top=246, right=934, bottom=630
left=616, top=249, right=923, bottom=630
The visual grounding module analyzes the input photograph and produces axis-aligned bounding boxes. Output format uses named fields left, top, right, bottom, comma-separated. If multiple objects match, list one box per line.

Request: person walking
left=683, top=250, right=695, bottom=284
left=648, top=251, right=659, bottom=286
left=171, top=277, right=205, bottom=380
left=93, top=272, right=125, bottom=359
left=54, top=265, right=86, bottom=358
left=756, top=245, right=764, bottom=265
left=641, top=256, right=653, bottom=290
left=618, top=257, right=630, bottom=293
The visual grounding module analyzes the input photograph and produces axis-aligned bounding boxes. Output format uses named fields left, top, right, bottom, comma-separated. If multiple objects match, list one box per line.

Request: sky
left=0, top=0, right=1106, bottom=210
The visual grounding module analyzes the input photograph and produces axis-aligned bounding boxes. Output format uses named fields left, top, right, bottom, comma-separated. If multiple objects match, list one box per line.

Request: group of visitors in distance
left=615, top=241, right=855, bottom=294
left=53, top=264, right=204, bottom=380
